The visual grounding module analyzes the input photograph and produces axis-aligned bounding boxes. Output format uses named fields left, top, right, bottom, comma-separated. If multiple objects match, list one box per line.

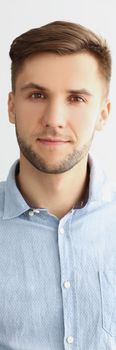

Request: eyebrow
left=20, top=83, right=93, bottom=96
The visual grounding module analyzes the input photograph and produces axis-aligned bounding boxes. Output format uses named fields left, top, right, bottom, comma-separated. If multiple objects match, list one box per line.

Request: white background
left=0, top=0, right=116, bottom=181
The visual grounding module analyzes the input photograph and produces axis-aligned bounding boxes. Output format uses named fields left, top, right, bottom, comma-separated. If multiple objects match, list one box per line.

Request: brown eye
left=31, top=92, right=45, bottom=99
left=70, top=95, right=85, bottom=102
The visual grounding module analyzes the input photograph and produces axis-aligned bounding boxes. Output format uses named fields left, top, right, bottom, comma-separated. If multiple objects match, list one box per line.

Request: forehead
left=15, top=52, right=104, bottom=94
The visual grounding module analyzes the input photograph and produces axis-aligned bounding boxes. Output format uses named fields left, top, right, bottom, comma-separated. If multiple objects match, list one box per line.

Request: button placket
left=59, top=227, right=65, bottom=235
left=66, top=336, right=74, bottom=344
left=58, top=218, right=77, bottom=349
left=63, top=280, right=71, bottom=289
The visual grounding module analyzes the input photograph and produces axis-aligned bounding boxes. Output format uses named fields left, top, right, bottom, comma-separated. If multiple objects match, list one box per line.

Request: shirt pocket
left=99, top=269, right=116, bottom=336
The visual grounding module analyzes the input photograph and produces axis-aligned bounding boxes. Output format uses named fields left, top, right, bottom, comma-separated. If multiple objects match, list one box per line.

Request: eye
left=30, top=92, right=46, bottom=99
left=69, top=95, right=85, bottom=103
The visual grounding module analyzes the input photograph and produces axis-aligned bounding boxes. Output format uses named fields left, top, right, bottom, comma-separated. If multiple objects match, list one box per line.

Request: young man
left=0, top=20, right=115, bottom=350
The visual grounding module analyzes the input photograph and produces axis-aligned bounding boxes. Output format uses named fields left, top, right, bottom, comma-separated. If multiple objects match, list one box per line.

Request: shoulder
left=107, top=179, right=116, bottom=202
left=102, top=178, right=116, bottom=209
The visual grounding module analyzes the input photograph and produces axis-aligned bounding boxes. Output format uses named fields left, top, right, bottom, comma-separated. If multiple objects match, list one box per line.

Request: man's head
left=8, top=21, right=111, bottom=174
left=9, top=20, right=112, bottom=95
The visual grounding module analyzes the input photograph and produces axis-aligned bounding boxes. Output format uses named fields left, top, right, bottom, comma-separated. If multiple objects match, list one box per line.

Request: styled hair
left=9, top=20, right=112, bottom=94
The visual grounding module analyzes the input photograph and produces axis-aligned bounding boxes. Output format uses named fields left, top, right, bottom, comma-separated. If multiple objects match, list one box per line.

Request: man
left=0, top=20, right=115, bottom=350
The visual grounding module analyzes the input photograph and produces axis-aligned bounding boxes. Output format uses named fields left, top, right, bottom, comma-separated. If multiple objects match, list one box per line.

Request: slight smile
left=37, top=138, right=70, bottom=146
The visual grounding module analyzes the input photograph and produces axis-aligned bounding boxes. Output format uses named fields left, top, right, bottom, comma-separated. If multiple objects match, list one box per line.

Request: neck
left=16, top=155, right=90, bottom=218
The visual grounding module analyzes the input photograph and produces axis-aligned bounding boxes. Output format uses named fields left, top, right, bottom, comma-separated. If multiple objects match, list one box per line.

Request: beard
left=15, top=126, right=94, bottom=174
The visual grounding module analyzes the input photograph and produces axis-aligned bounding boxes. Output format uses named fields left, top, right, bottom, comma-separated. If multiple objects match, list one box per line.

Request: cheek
left=15, top=101, right=32, bottom=118
left=15, top=100, right=45, bottom=131
left=70, top=104, right=100, bottom=141
left=15, top=112, right=32, bottom=138
left=15, top=101, right=36, bottom=133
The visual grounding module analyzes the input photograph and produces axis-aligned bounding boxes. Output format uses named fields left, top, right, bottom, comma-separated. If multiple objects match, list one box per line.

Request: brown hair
left=9, top=20, right=112, bottom=94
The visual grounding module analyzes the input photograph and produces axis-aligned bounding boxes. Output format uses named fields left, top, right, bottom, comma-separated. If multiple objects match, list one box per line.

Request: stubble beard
left=15, top=126, right=94, bottom=174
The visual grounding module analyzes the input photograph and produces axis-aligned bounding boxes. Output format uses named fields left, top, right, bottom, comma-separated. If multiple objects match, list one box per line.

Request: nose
left=41, top=99, right=67, bottom=128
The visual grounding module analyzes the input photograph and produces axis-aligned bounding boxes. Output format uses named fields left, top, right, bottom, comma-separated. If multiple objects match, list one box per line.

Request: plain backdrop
left=0, top=0, right=116, bottom=181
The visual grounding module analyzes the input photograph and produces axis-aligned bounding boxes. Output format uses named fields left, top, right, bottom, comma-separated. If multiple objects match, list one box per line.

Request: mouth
left=37, top=138, right=70, bottom=146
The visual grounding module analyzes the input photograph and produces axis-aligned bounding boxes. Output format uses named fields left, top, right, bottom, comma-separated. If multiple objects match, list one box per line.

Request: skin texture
left=8, top=52, right=111, bottom=218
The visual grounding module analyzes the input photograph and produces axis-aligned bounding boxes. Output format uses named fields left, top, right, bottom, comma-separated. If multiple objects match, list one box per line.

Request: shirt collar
left=2, top=154, right=114, bottom=219
left=87, top=153, right=114, bottom=206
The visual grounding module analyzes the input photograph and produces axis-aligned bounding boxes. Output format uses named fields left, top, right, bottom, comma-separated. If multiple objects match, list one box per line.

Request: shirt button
left=28, top=210, right=34, bottom=216
left=34, top=209, right=40, bottom=214
left=63, top=281, right=71, bottom=289
left=66, top=336, right=74, bottom=344
left=59, top=227, right=64, bottom=235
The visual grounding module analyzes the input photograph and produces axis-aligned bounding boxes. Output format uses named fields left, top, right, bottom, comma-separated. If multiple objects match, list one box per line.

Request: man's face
left=8, top=52, right=110, bottom=174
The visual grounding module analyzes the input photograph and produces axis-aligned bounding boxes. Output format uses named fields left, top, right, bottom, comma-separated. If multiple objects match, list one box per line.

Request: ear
left=8, top=92, right=16, bottom=124
left=95, top=98, right=111, bottom=131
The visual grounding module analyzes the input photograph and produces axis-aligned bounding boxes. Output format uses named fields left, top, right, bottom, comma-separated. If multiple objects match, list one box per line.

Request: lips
left=37, top=138, right=70, bottom=145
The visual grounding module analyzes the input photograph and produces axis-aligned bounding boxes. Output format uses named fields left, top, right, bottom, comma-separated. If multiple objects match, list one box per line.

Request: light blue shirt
left=0, top=154, right=116, bottom=350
